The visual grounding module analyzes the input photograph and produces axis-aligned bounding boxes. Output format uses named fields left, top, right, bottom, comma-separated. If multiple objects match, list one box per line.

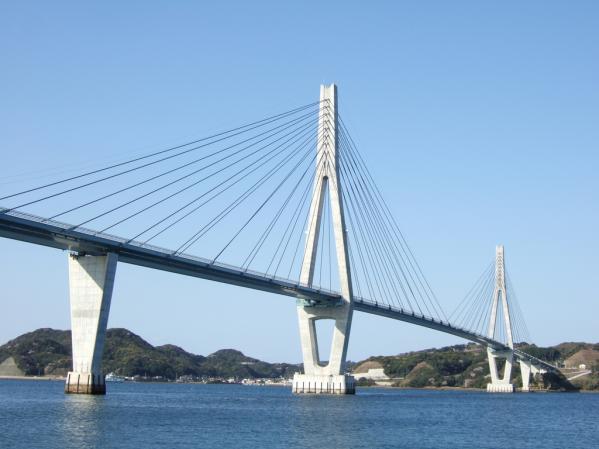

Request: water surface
left=1, top=380, right=597, bottom=448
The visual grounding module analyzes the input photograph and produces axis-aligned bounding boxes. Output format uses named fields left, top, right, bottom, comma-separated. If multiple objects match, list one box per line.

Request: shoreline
left=1, top=376, right=594, bottom=392
left=0, top=375, right=64, bottom=381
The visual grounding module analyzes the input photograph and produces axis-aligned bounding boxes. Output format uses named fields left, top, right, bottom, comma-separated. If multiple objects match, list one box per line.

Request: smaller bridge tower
left=486, top=245, right=515, bottom=393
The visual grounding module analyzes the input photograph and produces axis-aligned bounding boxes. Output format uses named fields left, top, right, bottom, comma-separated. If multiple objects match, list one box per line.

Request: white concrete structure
left=486, top=246, right=547, bottom=392
left=520, top=360, right=545, bottom=391
left=292, top=374, right=355, bottom=394
left=293, top=84, right=355, bottom=394
left=519, top=359, right=532, bottom=392
left=65, top=253, right=117, bottom=394
left=486, top=246, right=516, bottom=393
left=353, top=368, right=389, bottom=381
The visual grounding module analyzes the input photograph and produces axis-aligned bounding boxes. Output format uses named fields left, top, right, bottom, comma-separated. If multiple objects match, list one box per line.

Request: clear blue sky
left=1, top=1, right=597, bottom=362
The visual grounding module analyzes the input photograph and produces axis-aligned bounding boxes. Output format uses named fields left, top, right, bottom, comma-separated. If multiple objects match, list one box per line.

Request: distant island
left=1, top=328, right=597, bottom=391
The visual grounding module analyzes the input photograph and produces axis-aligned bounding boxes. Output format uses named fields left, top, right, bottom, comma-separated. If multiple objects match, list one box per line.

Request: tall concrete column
left=292, top=84, right=355, bottom=395
left=486, top=245, right=515, bottom=393
left=65, top=252, right=117, bottom=395
left=520, top=360, right=532, bottom=392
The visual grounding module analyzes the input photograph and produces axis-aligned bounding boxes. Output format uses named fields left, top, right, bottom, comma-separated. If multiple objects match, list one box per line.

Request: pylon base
left=486, top=383, right=514, bottom=393
left=65, top=372, right=106, bottom=395
left=292, top=374, right=355, bottom=394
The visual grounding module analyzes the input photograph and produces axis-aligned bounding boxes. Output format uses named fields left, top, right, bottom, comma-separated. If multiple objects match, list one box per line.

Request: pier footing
left=292, top=374, right=355, bottom=394
left=486, top=383, right=515, bottom=393
left=65, top=372, right=106, bottom=395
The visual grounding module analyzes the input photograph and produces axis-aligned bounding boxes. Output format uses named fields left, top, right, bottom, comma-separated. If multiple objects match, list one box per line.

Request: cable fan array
left=1, top=102, right=326, bottom=281
left=448, top=260, right=531, bottom=345
left=336, top=118, right=447, bottom=322
left=1, top=98, right=448, bottom=323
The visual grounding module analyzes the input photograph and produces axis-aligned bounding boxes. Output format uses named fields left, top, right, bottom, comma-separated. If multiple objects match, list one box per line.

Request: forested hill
left=2, top=328, right=598, bottom=390
left=0, top=328, right=300, bottom=380
left=353, top=342, right=599, bottom=391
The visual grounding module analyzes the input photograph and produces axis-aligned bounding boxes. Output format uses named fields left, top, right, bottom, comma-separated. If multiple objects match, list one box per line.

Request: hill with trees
left=0, top=328, right=300, bottom=380
left=353, top=342, right=599, bottom=391
left=2, top=328, right=597, bottom=390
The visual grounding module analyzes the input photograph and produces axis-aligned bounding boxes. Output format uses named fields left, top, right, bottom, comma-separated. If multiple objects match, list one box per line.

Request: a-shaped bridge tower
left=450, top=245, right=547, bottom=393
left=486, top=245, right=515, bottom=392
left=485, top=245, right=546, bottom=392
left=293, top=85, right=355, bottom=394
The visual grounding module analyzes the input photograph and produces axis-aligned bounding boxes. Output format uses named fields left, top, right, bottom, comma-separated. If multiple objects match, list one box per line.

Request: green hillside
left=2, top=328, right=597, bottom=390
left=0, top=328, right=300, bottom=380
left=354, top=342, right=599, bottom=391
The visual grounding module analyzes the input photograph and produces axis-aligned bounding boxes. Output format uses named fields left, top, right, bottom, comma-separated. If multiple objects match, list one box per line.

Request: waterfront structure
left=486, top=246, right=515, bottom=393
left=65, top=253, right=117, bottom=394
left=485, top=246, right=546, bottom=392
left=294, top=85, right=355, bottom=394
left=0, top=84, right=556, bottom=395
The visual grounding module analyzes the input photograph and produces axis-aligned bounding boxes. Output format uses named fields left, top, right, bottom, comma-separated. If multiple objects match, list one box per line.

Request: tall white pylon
left=486, top=245, right=515, bottom=393
left=292, top=84, right=355, bottom=394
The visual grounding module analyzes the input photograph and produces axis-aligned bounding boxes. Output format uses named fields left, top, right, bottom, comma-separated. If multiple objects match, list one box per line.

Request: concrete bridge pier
left=486, top=348, right=514, bottom=393
left=65, top=252, right=117, bottom=395
left=520, top=359, right=532, bottom=392
left=292, top=302, right=355, bottom=394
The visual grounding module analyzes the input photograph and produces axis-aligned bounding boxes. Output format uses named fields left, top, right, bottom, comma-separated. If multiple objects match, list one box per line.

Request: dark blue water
left=1, top=380, right=598, bottom=449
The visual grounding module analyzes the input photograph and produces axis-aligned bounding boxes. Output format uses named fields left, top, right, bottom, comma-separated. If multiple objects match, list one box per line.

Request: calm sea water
left=1, top=380, right=598, bottom=449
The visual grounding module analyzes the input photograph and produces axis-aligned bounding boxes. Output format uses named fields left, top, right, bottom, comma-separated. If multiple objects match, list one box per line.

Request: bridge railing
left=353, top=295, right=454, bottom=328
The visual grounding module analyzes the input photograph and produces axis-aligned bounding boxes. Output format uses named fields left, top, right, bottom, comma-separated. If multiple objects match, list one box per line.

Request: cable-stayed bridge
left=0, top=84, right=557, bottom=395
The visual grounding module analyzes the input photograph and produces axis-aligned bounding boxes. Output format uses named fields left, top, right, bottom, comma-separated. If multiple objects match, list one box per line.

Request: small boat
left=105, top=372, right=126, bottom=382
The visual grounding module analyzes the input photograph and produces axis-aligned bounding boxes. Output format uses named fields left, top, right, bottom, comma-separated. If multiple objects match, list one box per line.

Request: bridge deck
left=353, top=298, right=558, bottom=371
left=0, top=209, right=342, bottom=306
left=0, top=208, right=557, bottom=372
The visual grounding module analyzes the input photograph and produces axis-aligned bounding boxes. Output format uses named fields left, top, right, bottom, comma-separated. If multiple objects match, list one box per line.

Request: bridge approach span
left=0, top=208, right=343, bottom=306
